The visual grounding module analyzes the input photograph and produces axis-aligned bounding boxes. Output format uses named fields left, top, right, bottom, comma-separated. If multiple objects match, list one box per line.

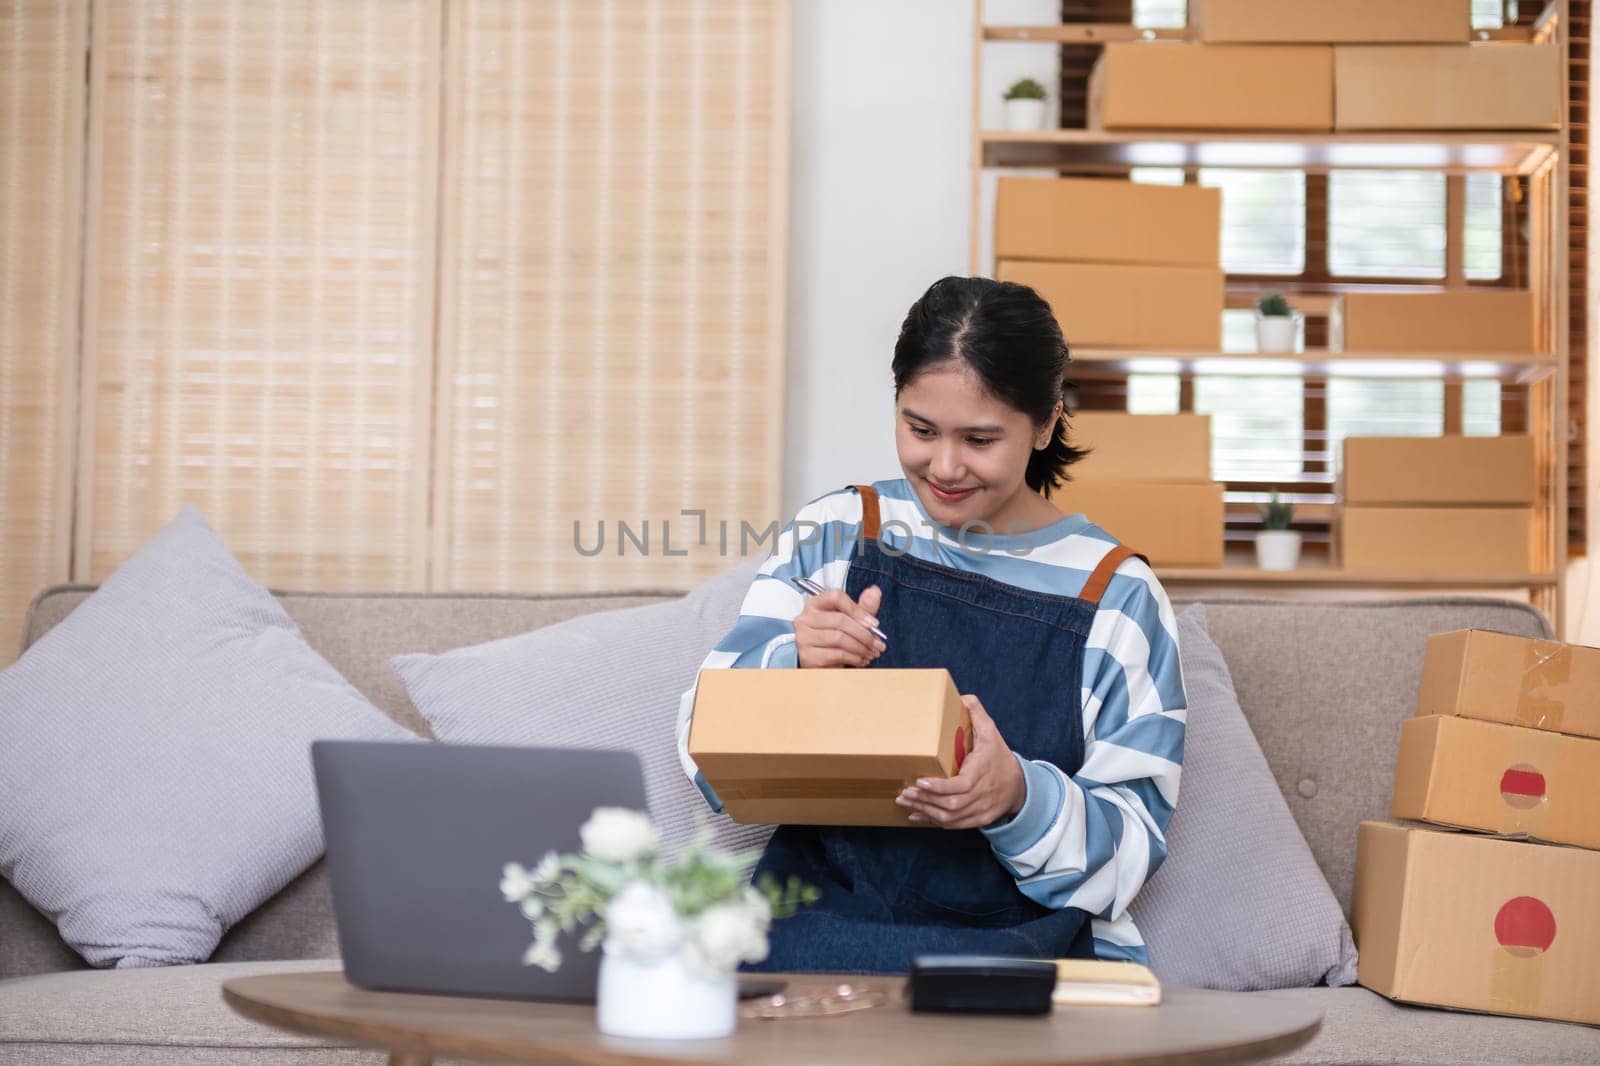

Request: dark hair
left=891, top=276, right=1085, bottom=498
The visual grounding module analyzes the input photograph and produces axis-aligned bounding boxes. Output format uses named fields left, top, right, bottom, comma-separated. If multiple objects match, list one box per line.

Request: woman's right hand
left=795, top=585, right=885, bottom=668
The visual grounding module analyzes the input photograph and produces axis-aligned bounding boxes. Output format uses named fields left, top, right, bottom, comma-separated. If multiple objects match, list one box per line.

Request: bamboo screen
left=75, top=0, right=442, bottom=588
left=433, top=0, right=788, bottom=592
left=0, top=0, right=788, bottom=665
left=1, top=1, right=86, bottom=661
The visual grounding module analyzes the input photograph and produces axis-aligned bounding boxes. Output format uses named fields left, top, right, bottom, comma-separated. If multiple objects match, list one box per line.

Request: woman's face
left=895, top=363, right=1054, bottom=530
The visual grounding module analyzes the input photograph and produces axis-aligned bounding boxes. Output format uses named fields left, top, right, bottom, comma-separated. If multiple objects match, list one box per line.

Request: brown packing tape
left=1519, top=640, right=1570, bottom=732
left=715, top=778, right=914, bottom=801
left=1489, top=914, right=1548, bottom=1016
left=1494, top=726, right=1548, bottom=838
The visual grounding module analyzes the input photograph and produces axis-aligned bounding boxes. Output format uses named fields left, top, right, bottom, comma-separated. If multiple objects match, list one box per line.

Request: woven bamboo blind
left=75, top=0, right=441, bottom=588
left=432, top=0, right=788, bottom=592
left=1, top=0, right=86, bottom=664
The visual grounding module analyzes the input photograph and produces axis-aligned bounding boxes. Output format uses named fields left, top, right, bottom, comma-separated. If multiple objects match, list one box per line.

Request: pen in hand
left=790, top=575, right=889, bottom=645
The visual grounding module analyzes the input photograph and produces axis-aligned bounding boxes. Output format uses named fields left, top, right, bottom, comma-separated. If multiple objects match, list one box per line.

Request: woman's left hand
left=896, top=694, right=1026, bottom=830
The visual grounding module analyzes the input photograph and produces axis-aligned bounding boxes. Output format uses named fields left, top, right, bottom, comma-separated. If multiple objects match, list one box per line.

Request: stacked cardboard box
left=1088, top=2, right=1557, bottom=133
left=1354, top=630, right=1600, bottom=1025
left=1050, top=412, right=1225, bottom=569
left=1337, top=436, right=1534, bottom=574
left=994, top=177, right=1224, bottom=350
left=1330, top=291, right=1538, bottom=354
left=1335, top=43, right=1562, bottom=131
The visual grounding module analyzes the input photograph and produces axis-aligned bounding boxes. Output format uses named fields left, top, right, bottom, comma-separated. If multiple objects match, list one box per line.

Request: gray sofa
left=3, top=587, right=1598, bottom=1064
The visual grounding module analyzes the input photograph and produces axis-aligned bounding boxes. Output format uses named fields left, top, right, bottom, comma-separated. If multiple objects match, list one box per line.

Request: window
left=1329, top=172, right=1448, bottom=279
left=1329, top=171, right=1504, bottom=280
left=1194, top=377, right=1305, bottom=482
left=1464, top=174, right=1505, bottom=281
left=1132, top=1, right=1186, bottom=29
left=1128, top=374, right=1180, bottom=414
left=1464, top=380, right=1505, bottom=437
left=1199, top=169, right=1306, bottom=276
left=1327, top=380, right=1444, bottom=476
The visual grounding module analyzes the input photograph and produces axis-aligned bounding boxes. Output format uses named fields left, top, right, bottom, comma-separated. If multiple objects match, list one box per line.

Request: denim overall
left=748, top=483, right=1141, bottom=974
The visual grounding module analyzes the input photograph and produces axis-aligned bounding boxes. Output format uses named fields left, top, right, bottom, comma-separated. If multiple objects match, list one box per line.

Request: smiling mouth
left=927, top=480, right=978, bottom=500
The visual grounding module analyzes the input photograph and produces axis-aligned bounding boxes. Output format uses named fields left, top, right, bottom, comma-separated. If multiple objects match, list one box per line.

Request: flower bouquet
left=501, top=808, right=814, bottom=1039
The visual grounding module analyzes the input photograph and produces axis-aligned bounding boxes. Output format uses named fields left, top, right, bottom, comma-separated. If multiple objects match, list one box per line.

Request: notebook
left=1052, top=959, right=1163, bottom=1006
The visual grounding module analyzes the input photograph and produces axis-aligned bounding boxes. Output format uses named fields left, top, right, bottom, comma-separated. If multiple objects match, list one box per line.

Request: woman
left=675, top=276, right=1186, bottom=973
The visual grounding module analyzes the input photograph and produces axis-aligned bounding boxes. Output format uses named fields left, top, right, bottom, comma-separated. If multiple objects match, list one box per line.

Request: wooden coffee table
left=222, top=970, right=1322, bottom=1066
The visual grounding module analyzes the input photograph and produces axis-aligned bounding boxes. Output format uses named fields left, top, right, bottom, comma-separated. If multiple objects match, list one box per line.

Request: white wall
left=781, top=0, right=1057, bottom=516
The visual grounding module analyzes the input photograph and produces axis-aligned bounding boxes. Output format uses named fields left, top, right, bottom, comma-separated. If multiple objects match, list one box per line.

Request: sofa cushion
left=0, top=508, right=414, bottom=969
left=1133, top=605, right=1357, bottom=990
left=1196, top=598, right=1551, bottom=916
left=0, top=959, right=363, bottom=1064
left=4, top=583, right=686, bottom=982
left=395, top=557, right=772, bottom=852
left=1271, top=986, right=1600, bottom=1064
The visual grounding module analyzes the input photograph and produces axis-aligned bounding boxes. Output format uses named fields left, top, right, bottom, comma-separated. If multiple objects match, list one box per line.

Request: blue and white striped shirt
left=676, top=478, right=1187, bottom=962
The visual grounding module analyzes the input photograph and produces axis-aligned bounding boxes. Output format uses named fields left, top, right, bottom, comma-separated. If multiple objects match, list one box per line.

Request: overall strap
left=852, top=483, right=882, bottom=542
left=1080, top=545, right=1147, bottom=606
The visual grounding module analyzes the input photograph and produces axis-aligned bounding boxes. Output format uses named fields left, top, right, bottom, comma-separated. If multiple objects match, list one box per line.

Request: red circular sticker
left=1499, top=765, right=1547, bottom=811
left=1495, top=896, right=1557, bottom=957
left=953, top=727, right=967, bottom=772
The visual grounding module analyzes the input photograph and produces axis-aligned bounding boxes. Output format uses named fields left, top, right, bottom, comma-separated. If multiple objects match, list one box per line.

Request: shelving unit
left=1065, top=349, right=1559, bottom=385
left=978, top=130, right=1561, bottom=176
left=970, top=1, right=1571, bottom=630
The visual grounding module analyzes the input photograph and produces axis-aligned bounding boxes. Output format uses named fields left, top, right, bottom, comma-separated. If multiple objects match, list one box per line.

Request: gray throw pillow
left=395, top=557, right=772, bottom=854
left=0, top=507, right=414, bottom=968
left=1133, top=604, right=1358, bottom=989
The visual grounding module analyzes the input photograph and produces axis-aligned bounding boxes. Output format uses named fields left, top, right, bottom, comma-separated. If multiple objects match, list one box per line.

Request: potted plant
left=502, top=807, right=815, bottom=1040
left=1254, top=291, right=1301, bottom=353
left=1256, top=492, right=1301, bottom=571
left=1003, top=77, right=1049, bottom=131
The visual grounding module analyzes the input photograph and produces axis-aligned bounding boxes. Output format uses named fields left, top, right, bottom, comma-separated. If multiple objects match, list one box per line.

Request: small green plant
left=1256, top=291, right=1293, bottom=318
left=1254, top=292, right=1292, bottom=316
left=1004, top=77, right=1048, bottom=102
left=1259, top=492, right=1294, bottom=532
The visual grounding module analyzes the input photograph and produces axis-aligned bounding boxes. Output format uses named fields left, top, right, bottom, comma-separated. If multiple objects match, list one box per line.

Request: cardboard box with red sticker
left=1392, top=716, right=1600, bottom=852
left=688, top=668, right=972, bottom=827
left=1354, top=822, right=1600, bottom=1025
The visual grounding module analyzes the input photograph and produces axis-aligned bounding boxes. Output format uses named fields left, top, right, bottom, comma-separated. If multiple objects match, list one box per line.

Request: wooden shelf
left=1159, top=565, right=1558, bottom=588
left=982, top=24, right=1538, bottom=44
left=1067, top=348, right=1558, bottom=385
left=980, top=130, right=1562, bottom=176
left=983, top=25, right=1185, bottom=43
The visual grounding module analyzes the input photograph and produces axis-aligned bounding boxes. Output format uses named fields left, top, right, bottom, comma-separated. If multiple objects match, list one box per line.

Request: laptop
left=312, top=740, right=648, bottom=1002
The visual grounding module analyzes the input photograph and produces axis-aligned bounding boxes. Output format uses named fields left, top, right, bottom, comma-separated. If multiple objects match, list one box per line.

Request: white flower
left=500, top=862, right=537, bottom=903
left=684, top=899, right=770, bottom=975
left=533, top=852, right=562, bottom=882
left=522, top=923, right=562, bottom=972
left=602, top=881, right=682, bottom=962
left=519, top=895, right=545, bottom=921
left=742, top=886, right=773, bottom=930
left=579, top=808, right=659, bottom=864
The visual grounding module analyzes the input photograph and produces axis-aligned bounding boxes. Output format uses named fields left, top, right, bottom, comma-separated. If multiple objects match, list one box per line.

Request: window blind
left=432, top=0, right=787, bottom=593
left=76, top=0, right=442, bottom=588
left=1, top=0, right=86, bottom=665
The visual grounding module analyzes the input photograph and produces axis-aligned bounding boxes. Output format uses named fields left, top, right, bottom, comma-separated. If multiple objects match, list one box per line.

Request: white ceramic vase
left=1255, top=530, right=1302, bottom=571
left=1004, top=97, right=1047, bottom=131
left=595, top=950, right=738, bottom=1040
left=1254, top=313, right=1300, bottom=353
